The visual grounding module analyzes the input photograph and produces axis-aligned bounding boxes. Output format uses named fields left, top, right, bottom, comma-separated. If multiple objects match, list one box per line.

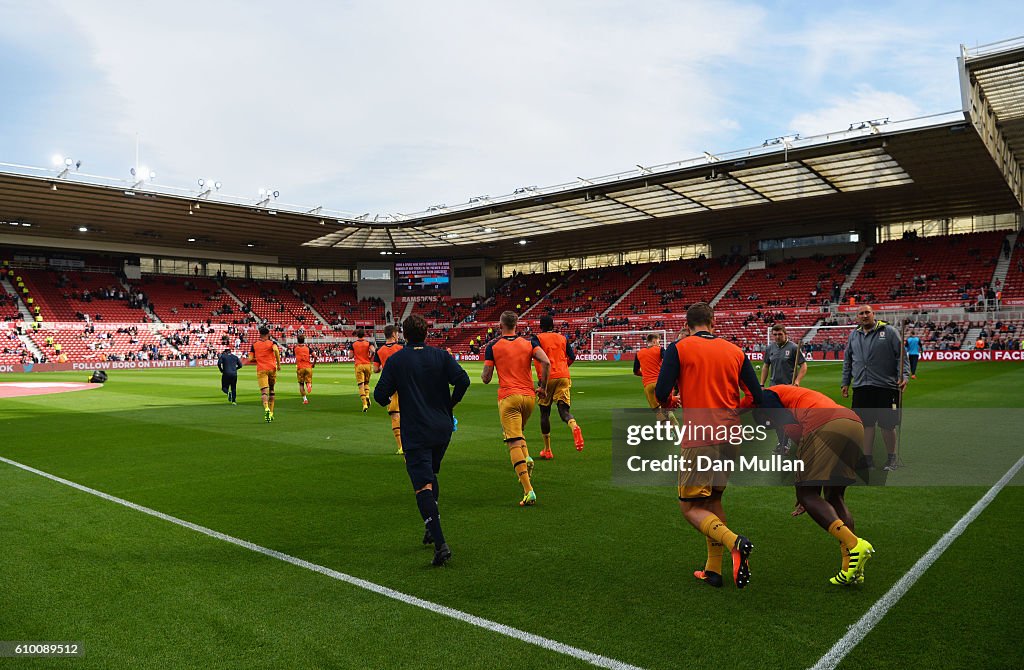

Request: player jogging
left=294, top=334, right=314, bottom=405
left=481, top=311, right=550, bottom=507
left=373, top=315, right=471, bottom=567
left=217, top=347, right=243, bottom=404
left=535, top=315, right=583, bottom=459
left=249, top=326, right=281, bottom=423
left=745, top=385, right=875, bottom=585
left=374, top=324, right=405, bottom=455
left=350, top=328, right=376, bottom=412
left=634, top=333, right=679, bottom=420
left=655, top=302, right=764, bottom=589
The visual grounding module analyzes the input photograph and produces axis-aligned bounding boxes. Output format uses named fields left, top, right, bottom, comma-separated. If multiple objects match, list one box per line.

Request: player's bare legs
left=538, top=404, right=554, bottom=459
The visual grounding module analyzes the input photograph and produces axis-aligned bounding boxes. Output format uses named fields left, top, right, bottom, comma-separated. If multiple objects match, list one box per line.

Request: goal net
left=765, top=323, right=856, bottom=363
left=589, top=329, right=669, bottom=358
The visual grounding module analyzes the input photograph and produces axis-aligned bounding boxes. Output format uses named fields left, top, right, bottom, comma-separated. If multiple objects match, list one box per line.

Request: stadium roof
left=960, top=36, right=1024, bottom=203
left=2, top=37, right=1023, bottom=267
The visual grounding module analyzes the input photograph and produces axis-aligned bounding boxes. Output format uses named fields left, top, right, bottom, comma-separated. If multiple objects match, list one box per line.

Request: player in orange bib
left=373, top=324, right=405, bottom=455
left=534, top=315, right=583, bottom=459
left=655, top=302, right=764, bottom=589
left=482, top=311, right=550, bottom=507
left=293, top=334, right=314, bottom=405
left=248, top=326, right=281, bottom=423
left=743, top=385, right=875, bottom=585
left=350, top=328, right=376, bottom=412
left=634, top=332, right=678, bottom=421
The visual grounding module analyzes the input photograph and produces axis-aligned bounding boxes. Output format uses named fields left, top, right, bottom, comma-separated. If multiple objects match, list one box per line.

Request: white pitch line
left=810, top=454, right=1024, bottom=670
left=0, top=455, right=644, bottom=670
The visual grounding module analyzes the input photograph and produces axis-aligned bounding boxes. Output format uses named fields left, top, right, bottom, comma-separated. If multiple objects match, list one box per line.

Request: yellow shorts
left=539, top=377, right=571, bottom=407
left=677, top=443, right=737, bottom=500
left=643, top=382, right=659, bottom=409
left=296, top=368, right=312, bottom=383
left=499, top=394, right=535, bottom=442
left=387, top=392, right=400, bottom=413
left=355, top=364, right=373, bottom=384
left=795, top=418, right=863, bottom=486
left=257, top=369, right=277, bottom=390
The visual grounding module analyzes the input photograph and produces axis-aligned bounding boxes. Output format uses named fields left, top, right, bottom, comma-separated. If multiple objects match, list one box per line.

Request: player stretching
left=655, top=303, right=764, bottom=589
left=249, top=326, right=281, bottom=423
left=373, top=324, right=405, bottom=455
left=481, top=311, right=550, bottom=506
left=294, top=334, right=314, bottom=405
left=535, top=315, right=583, bottom=459
left=746, top=385, right=875, bottom=585
left=350, top=328, right=376, bottom=412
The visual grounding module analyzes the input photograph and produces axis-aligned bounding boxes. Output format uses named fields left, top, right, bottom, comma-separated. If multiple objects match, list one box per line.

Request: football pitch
left=1, top=360, right=1021, bottom=669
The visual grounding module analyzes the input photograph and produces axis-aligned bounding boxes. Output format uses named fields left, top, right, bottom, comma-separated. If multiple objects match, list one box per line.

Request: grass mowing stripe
left=810, top=454, right=1024, bottom=670
left=0, top=455, right=646, bottom=670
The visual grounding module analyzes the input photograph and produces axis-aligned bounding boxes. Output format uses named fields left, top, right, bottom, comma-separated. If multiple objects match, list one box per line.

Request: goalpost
left=589, top=329, right=668, bottom=358
left=765, top=323, right=856, bottom=363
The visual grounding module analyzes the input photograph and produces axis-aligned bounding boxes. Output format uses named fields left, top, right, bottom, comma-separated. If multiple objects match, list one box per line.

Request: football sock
left=542, top=434, right=551, bottom=451
left=827, top=519, right=858, bottom=552
left=510, top=445, right=533, bottom=494
left=568, top=418, right=578, bottom=430
left=840, top=542, right=850, bottom=571
left=392, top=428, right=402, bottom=451
left=698, top=514, right=739, bottom=551
left=415, top=489, right=445, bottom=550
left=704, top=536, right=724, bottom=575
left=431, top=476, right=439, bottom=502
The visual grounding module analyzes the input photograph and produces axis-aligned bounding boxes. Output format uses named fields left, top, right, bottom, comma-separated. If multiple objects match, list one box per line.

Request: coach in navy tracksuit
left=373, top=314, right=470, bottom=567
left=217, top=348, right=243, bottom=403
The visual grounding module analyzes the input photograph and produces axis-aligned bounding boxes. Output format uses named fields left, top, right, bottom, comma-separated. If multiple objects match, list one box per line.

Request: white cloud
left=43, top=0, right=767, bottom=214
left=788, top=85, right=923, bottom=138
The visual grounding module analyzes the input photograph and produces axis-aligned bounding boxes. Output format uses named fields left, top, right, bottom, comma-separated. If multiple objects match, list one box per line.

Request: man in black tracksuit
left=373, top=315, right=470, bottom=566
left=217, top=348, right=243, bottom=404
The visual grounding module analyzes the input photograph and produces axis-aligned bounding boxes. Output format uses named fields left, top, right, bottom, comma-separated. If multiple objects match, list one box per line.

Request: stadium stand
left=412, top=296, right=481, bottom=325
left=136, top=275, right=241, bottom=324
left=715, top=254, right=854, bottom=312
left=0, top=293, right=22, bottom=322
left=844, top=231, right=1004, bottom=305
left=473, top=270, right=571, bottom=322
left=1000, top=237, right=1024, bottom=303
left=18, top=269, right=149, bottom=323
left=0, top=328, right=30, bottom=364
left=294, top=282, right=386, bottom=326
left=5, top=225, right=1024, bottom=365
left=28, top=325, right=174, bottom=362
left=607, top=256, right=743, bottom=319
left=541, top=263, right=654, bottom=318
left=227, top=279, right=320, bottom=329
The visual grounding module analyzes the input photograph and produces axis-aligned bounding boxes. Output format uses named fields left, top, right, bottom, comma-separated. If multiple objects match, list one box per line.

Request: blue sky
left=1, top=1, right=1021, bottom=216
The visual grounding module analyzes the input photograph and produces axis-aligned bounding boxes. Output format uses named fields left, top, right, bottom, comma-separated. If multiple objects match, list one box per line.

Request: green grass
left=0, top=361, right=1021, bottom=669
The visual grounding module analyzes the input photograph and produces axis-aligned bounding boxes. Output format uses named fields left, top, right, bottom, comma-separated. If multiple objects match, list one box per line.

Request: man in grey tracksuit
left=841, top=305, right=910, bottom=471
left=761, top=324, right=807, bottom=454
